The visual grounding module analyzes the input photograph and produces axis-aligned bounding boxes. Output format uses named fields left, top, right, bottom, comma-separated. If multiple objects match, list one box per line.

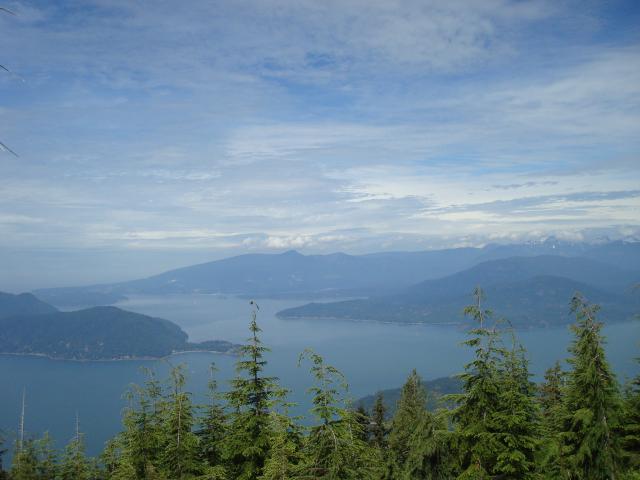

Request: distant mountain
left=278, top=256, right=640, bottom=327
left=355, top=376, right=463, bottom=417
left=0, top=306, right=239, bottom=360
left=0, top=291, right=58, bottom=319
left=33, top=240, right=640, bottom=307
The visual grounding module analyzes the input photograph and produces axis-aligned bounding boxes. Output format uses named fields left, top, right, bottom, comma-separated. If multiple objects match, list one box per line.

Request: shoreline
left=0, top=348, right=239, bottom=363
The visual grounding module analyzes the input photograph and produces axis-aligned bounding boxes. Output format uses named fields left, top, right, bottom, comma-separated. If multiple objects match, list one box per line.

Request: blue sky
left=1, top=0, right=639, bottom=290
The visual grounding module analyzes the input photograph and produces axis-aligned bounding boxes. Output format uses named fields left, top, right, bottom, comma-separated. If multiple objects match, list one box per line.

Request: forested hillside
left=0, top=305, right=238, bottom=360
left=1, top=290, right=638, bottom=479
left=279, top=256, right=640, bottom=326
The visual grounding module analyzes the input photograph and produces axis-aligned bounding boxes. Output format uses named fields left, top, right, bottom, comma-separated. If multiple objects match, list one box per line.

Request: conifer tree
left=159, top=364, right=200, bottom=479
left=120, top=368, right=165, bottom=477
left=451, top=288, right=503, bottom=478
left=298, top=349, right=376, bottom=479
left=386, top=369, right=428, bottom=477
left=354, top=405, right=371, bottom=443
left=11, top=438, right=39, bottom=480
left=621, top=355, right=640, bottom=474
left=559, top=293, right=623, bottom=479
left=538, top=360, right=567, bottom=476
left=0, top=431, right=7, bottom=480
left=197, top=363, right=227, bottom=475
left=36, top=431, right=58, bottom=480
left=259, top=411, right=303, bottom=480
left=59, top=415, right=90, bottom=480
left=223, top=302, right=278, bottom=480
left=370, top=392, right=387, bottom=450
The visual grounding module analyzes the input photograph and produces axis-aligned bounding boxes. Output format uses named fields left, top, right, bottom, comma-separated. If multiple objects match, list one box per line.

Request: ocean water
left=1, top=294, right=638, bottom=458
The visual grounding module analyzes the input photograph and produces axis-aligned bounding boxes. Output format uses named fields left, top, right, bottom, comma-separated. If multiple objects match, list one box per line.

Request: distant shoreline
left=0, top=348, right=238, bottom=363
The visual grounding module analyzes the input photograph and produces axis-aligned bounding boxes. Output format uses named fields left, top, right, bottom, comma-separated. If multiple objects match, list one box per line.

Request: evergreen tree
left=386, top=369, right=428, bottom=477
left=450, top=288, right=503, bottom=478
left=370, top=393, right=387, bottom=450
left=197, top=363, right=227, bottom=474
left=354, top=405, right=371, bottom=443
left=538, top=361, right=568, bottom=477
left=11, top=438, right=39, bottom=480
left=621, top=356, right=640, bottom=474
left=451, top=288, right=539, bottom=479
left=0, top=431, right=7, bottom=480
left=492, top=340, right=539, bottom=478
left=559, top=293, right=623, bottom=479
left=120, top=368, right=165, bottom=477
left=223, top=302, right=278, bottom=480
left=159, top=364, right=200, bottom=479
left=36, top=431, right=58, bottom=480
left=59, top=415, right=90, bottom=480
left=298, top=349, right=376, bottom=479
left=259, top=411, right=303, bottom=480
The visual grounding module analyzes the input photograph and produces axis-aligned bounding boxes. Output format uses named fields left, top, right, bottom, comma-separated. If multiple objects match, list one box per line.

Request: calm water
left=1, top=294, right=638, bottom=458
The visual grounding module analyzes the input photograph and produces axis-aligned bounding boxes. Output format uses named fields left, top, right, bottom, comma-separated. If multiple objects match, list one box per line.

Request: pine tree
left=120, top=367, right=165, bottom=477
left=259, top=411, right=303, bottom=480
left=36, top=431, right=58, bottom=480
left=354, top=405, right=371, bottom=443
left=0, top=430, right=7, bottom=480
left=197, top=363, right=227, bottom=473
left=492, top=340, right=539, bottom=478
left=385, top=369, right=428, bottom=477
left=159, top=364, right=200, bottom=479
left=560, top=293, right=623, bottom=479
left=223, top=302, right=278, bottom=480
left=59, top=414, right=90, bottom=480
left=298, top=349, right=377, bottom=479
left=538, top=360, right=568, bottom=477
left=370, top=392, right=387, bottom=450
left=621, top=356, right=640, bottom=474
left=450, top=288, right=503, bottom=478
left=11, top=438, right=39, bottom=480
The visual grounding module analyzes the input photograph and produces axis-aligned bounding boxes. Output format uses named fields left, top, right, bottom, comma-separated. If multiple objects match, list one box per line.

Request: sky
left=0, top=0, right=639, bottom=291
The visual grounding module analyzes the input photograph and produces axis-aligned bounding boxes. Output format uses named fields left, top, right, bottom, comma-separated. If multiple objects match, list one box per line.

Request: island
left=0, top=291, right=240, bottom=361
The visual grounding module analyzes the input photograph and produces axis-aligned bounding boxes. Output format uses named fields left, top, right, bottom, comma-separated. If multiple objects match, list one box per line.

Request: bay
left=1, top=294, right=638, bottom=458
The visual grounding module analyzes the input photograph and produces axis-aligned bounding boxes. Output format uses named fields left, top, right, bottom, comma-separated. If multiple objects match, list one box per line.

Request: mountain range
left=32, top=239, right=640, bottom=307
left=278, top=254, right=640, bottom=327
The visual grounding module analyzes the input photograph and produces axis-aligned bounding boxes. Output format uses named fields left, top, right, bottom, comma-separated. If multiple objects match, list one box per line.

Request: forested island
left=0, top=290, right=638, bottom=479
left=0, top=292, right=239, bottom=360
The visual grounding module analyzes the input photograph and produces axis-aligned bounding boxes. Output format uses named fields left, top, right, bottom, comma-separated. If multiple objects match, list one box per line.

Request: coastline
left=0, top=348, right=239, bottom=363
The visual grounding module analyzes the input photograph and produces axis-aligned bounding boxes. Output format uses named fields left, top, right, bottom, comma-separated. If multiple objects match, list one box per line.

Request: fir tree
left=11, top=438, right=39, bottom=480
left=223, top=302, right=278, bottom=480
left=0, top=431, right=7, bottom=480
left=386, top=369, right=428, bottom=477
left=259, top=411, right=303, bottom=480
left=159, top=364, right=200, bottom=479
left=36, top=431, right=58, bottom=480
left=197, top=363, right=227, bottom=473
left=560, top=293, right=623, bottom=479
left=538, top=360, right=568, bottom=477
left=450, top=288, right=503, bottom=478
left=298, top=349, right=377, bottom=479
left=620, top=356, right=640, bottom=473
left=59, top=414, right=90, bottom=480
left=354, top=405, right=371, bottom=443
left=370, top=392, right=387, bottom=450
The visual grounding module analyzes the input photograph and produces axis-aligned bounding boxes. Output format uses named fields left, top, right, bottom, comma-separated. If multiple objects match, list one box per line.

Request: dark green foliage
left=559, top=293, right=623, bottom=479
left=158, top=365, right=200, bottom=479
left=0, top=305, right=238, bottom=360
left=386, top=369, right=452, bottom=479
left=298, top=349, right=377, bottom=479
left=4, top=287, right=638, bottom=480
left=223, top=304, right=278, bottom=480
left=451, top=288, right=539, bottom=479
left=197, top=364, right=227, bottom=472
left=370, top=393, right=387, bottom=449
